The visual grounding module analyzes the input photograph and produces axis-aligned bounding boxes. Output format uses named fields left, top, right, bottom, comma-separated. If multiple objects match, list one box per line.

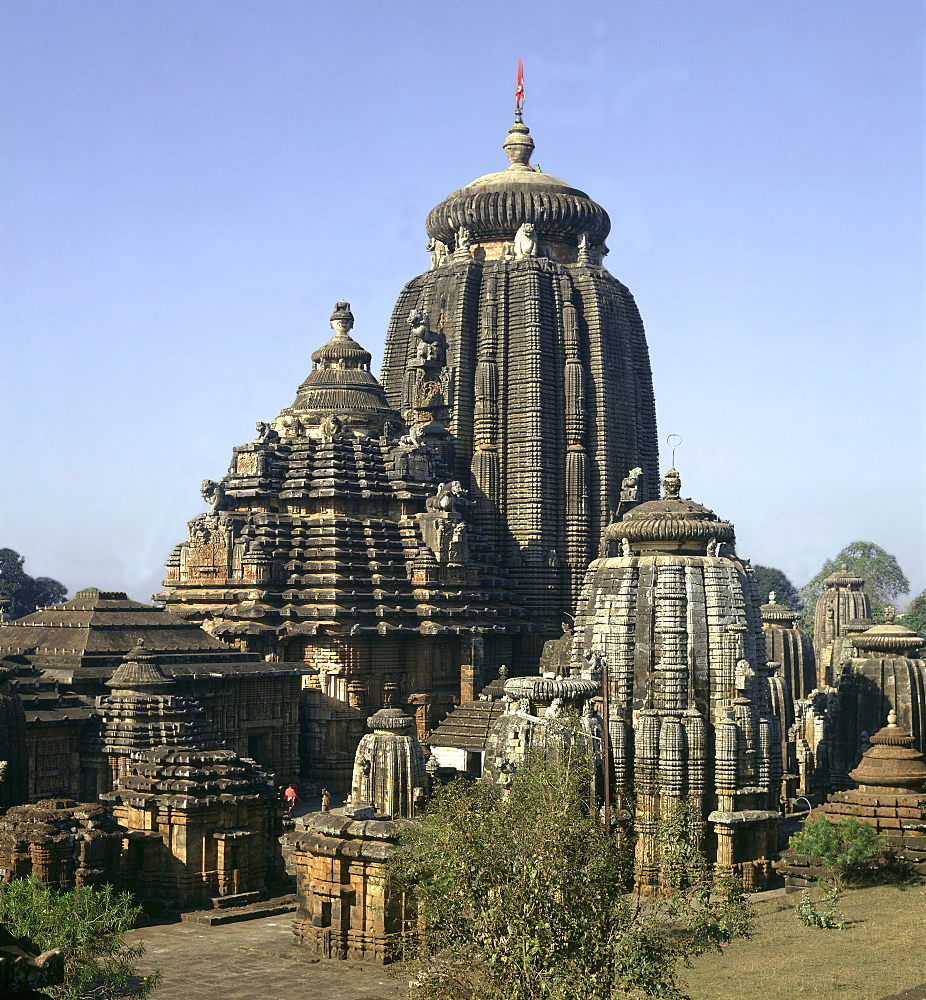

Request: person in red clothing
left=283, top=783, right=298, bottom=816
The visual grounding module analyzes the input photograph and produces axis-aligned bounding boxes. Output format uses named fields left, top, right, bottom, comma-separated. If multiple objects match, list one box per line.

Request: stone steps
left=181, top=893, right=297, bottom=926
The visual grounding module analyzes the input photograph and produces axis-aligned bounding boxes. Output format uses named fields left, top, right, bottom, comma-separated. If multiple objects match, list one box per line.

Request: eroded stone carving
left=200, top=479, right=227, bottom=513
left=514, top=221, right=538, bottom=258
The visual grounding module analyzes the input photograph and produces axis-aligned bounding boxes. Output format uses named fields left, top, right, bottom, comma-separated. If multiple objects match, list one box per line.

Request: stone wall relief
left=418, top=481, right=474, bottom=567
left=318, top=414, right=345, bottom=441
left=426, top=238, right=450, bottom=269
left=408, top=309, right=446, bottom=370
left=182, top=512, right=233, bottom=582
left=277, top=414, right=304, bottom=439
left=200, top=479, right=228, bottom=513
left=452, top=226, right=472, bottom=262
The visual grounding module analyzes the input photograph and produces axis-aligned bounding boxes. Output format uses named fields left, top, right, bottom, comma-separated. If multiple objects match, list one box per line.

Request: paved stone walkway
left=129, top=913, right=405, bottom=1000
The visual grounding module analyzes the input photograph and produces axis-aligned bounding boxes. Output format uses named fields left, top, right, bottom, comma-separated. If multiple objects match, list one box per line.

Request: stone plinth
left=289, top=811, right=412, bottom=964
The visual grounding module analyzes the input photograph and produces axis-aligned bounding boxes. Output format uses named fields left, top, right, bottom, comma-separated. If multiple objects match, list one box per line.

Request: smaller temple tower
left=97, top=642, right=221, bottom=793
left=100, top=663, right=283, bottom=910
left=289, top=704, right=427, bottom=963
left=760, top=592, right=816, bottom=701
left=813, top=568, right=872, bottom=686
left=350, top=706, right=428, bottom=820
left=570, top=467, right=782, bottom=888
left=828, top=618, right=926, bottom=789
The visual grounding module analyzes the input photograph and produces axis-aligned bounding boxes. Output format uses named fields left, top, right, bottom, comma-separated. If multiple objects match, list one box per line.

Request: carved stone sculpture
left=514, top=221, right=538, bottom=258
left=200, top=479, right=227, bottom=513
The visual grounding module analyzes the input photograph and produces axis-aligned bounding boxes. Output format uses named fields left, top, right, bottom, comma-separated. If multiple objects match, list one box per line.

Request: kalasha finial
left=515, top=58, right=525, bottom=122
left=329, top=301, right=354, bottom=337
left=887, top=709, right=898, bottom=727
left=662, top=468, right=681, bottom=500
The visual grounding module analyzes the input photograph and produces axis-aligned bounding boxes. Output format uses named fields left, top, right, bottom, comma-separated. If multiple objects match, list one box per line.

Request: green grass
left=678, top=884, right=926, bottom=1000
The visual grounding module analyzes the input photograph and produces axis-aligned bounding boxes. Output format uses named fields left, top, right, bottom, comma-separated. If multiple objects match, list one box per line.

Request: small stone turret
left=814, top=568, right=871, bottom=686
left=482, top=640, right=601, bottom=786
left=98, top=642, right=220, bottom=792
left=761, top=592, right=816, bottom=701
left=350, top=706, right=428, bottom=819
left=777, top=712, right=926, bottom=886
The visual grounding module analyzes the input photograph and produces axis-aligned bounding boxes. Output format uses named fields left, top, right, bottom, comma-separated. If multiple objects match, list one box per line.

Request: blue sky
left=2, top=0, right=923, bottom=606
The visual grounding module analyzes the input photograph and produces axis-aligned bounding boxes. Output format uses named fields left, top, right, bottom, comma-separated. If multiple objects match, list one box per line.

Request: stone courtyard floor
left=128, top=913, right=405, bottom=1000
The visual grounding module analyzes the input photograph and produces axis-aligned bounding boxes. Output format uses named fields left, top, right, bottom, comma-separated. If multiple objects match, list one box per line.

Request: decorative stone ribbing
left=381, top=119, right=659, bottom=630
left=351, top=707, right=428, bottom=819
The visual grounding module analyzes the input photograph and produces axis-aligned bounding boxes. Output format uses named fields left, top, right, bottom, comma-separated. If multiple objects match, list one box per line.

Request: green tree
left=0, top=548, right=68, bottom=620
left=800, top=541, right=909, bottom=626
left=0, top=876, right=159, bottom=999
left=751, top=565, right=803, bottom=610
left=389, top=746, right=751, bottom=1000
left=898, top=589, right=926, bottom=639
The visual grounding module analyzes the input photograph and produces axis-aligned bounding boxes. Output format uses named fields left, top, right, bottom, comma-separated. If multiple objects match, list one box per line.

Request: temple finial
left=514, top=59, right=525, bottom=123
left=329, top=301, right=354, bottom=338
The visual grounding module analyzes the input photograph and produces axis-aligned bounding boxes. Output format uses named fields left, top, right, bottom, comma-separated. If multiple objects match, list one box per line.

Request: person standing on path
left=283, top=783, right=298, bottom=816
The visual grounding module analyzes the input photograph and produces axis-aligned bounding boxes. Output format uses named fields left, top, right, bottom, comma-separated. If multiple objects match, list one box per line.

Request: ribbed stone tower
left=813, top=568, right=872, bottom=686
left=380, top=115, right=659, bottom=628
left=571, top=468, right=781, bottom=887
left=350, top=705, right=428, bottom=819
left=760, top=592, right=816, bottom=701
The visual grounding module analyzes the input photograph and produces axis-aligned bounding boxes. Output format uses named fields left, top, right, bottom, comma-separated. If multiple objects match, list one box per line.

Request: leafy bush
left=794, top=886, right=846, bottom=930
left=389, top=744, right=751, bottom=1000
left=0, top=876, right=160, bottom=999
left=788, top=815, right=886, bottom=887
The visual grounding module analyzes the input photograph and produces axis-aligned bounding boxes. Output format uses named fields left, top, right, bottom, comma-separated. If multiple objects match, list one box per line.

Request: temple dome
left=850, top=622, right=925, bottom=655
left=425, top=120, right=610, bottom=248
left=604, top=469, right=736, bottom=552
left=286, top=302, right=400, bottom=429
left=760, top=594, right=801, bottom=625
left=849, top=712, right=926, bottom=790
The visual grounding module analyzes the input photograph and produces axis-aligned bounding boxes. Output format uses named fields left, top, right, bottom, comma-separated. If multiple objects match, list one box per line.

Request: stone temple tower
left=380, top=114, right=659, bottom=629
left=571, top=468, right=782, bottom=888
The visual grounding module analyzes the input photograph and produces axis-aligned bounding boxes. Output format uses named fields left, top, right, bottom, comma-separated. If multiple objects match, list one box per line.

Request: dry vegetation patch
left=679, top=884, right=926, bottom=1000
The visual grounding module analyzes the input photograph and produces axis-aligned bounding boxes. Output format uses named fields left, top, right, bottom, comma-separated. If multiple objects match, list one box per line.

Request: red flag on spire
left=515, top=59, right=525, bottom=113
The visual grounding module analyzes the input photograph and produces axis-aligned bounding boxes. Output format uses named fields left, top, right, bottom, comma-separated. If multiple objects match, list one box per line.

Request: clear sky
left=2, top=1, right=923, bottom=607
